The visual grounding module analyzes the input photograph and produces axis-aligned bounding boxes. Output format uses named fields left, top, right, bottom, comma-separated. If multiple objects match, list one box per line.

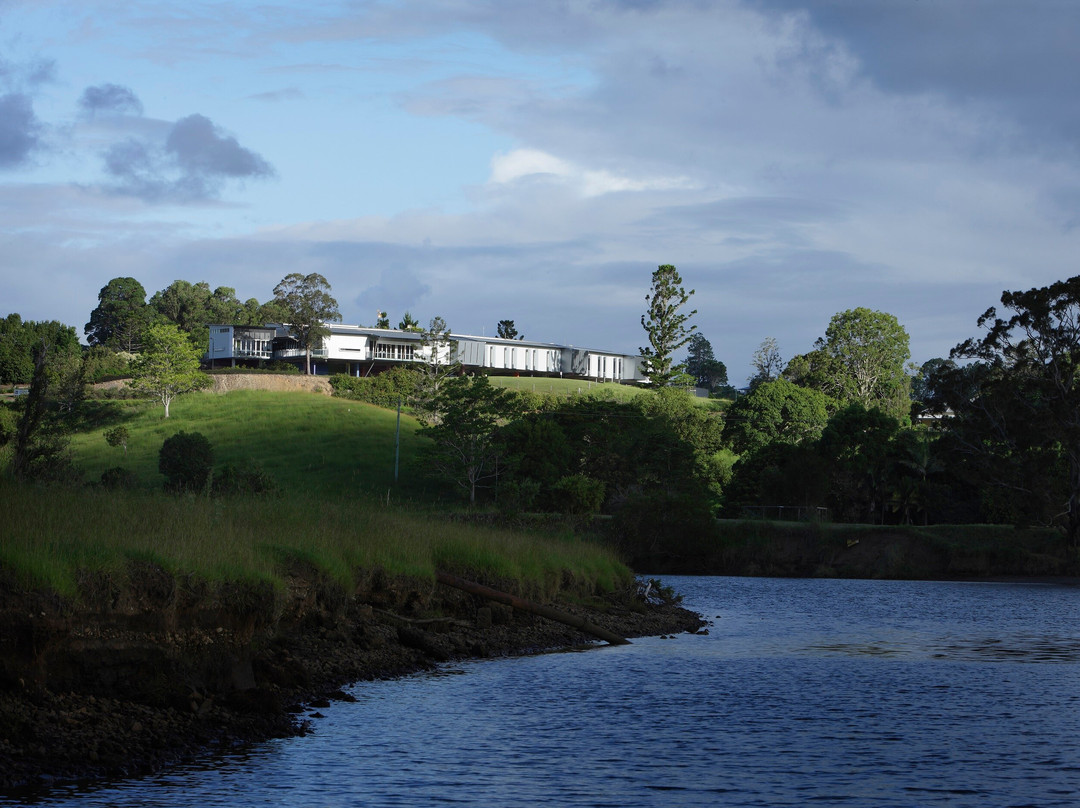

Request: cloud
left=248, top=87, right=305, bottom=102
left=354, top=266, right=432, bottom=321
left=0, top=93, right=42, bottom=168
left=79, top=83, right=144, bottom=117
left=102, top=113, right=274, bottom=202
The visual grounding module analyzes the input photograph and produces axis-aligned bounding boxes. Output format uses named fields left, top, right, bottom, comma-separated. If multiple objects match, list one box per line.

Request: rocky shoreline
left=0, top=567, right=704, bottom=796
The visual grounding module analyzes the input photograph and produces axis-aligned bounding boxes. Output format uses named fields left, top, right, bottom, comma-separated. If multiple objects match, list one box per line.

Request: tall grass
left=0, top=480, right=630, bottom=601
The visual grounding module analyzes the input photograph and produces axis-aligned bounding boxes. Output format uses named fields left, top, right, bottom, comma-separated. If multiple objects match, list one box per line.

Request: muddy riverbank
left=0, top=566, right=702, bottom=793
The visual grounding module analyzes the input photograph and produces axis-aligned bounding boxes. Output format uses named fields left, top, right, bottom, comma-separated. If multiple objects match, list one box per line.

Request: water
left=18, top=577, right=1080, bottom=807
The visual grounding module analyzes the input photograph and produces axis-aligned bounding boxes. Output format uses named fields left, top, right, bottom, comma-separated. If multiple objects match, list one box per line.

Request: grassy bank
left=0, top=480, right=629, bottom=602
left=64, top=390, right=430, bottom=497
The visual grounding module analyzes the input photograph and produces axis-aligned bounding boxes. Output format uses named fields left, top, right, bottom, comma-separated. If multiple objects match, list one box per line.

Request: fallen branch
left=435, top=571, right=631, bottom=646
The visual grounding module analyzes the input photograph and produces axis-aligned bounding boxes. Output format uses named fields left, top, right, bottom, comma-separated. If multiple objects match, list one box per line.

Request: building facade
left=206, top=323, right=646, bottom=383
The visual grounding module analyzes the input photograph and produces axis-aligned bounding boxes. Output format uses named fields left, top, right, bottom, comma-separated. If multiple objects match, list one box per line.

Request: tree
left=725, top=378, right=831, bottom=455
left=0, top=315, right=81, bottom=385
left=817, top=403, right=902, bottom=524
left=684, top=333, right=728, bottom=390
left=105, top=425, right=130, bottom=454
left=947, top=275, right=1080, bottom=544
left=398, top=311, right=421, bottom=332
left=85, top=277, right=151, bottom=352
left=9, top=336, right=81, bottom=483
left=375, top=310, right=390, bottom=329
left=416, top=315, right=458, bottom=420
left=419, top=375, right=517, bottom=504
left=640, top=264, right=697, bottom=386
left=159, top=431, right=214, bottom=493
left=497, top=319, right=524, bottom=340
left=792, top=308, right=911, bottom=422
left=128, top=323, right=210, bottom=417
left=272, top=273, right=341, bottom=375
left=749, top=337, right=783, bottom=388
left=150, top=280, right=255, bottom=350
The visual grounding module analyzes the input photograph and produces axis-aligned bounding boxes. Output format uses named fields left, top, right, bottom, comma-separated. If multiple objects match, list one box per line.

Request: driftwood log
left=435, top=571, right=631, bottom=646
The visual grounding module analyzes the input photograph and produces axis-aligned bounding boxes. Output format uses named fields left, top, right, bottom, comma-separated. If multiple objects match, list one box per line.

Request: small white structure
left=206, top=322, right=647, bottom=383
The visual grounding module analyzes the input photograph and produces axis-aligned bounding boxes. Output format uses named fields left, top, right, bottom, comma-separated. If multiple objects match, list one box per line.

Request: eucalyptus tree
left=272, top=272, right=340, bottom=374
left=946, top=274, right=1080, bottom=545
left=640, top=264, right=697, bottom=387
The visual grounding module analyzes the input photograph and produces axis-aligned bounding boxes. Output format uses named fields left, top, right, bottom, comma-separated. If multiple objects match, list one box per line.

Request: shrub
left=330, top=365, right=419, bottom=409
left=212, top=463, right=279, bottom=497
left=158, top=431, right=214, bottom=493
left=497, top=478, right=541, bottom=515
left=104, top=425, right=129, bottom=453
left=99, top=466, right=139, bottom=490
left=551, top=474, right=606, bottom=515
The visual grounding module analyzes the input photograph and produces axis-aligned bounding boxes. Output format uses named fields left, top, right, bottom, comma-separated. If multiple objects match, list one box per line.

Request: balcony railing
left=275, top=348, right=329, bottom=359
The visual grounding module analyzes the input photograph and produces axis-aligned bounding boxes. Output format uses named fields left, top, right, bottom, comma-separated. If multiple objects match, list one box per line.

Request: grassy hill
left=67, top=389, right=433, bottom=498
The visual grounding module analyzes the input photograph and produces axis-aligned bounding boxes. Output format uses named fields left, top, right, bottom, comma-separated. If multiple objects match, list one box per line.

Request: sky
left=2, top=0, right=1079, bottom=383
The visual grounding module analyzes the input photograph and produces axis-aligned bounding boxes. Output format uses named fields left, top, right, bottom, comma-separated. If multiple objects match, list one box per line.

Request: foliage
left=639, top=264, right=697, bottom=387
left=7, top=334, right=82, bottom=483
left=419, top=375, right=517, bottom=503
left=789, top=308, right=911, bottom=422
left=611, top=489, right=719, bottom=560
left=416, top=315, right=459, bottom=420
left=497, top=477, right=542, bottom=515
left=150, top=280, right=283, bottom=351
left=496, top=415, right=577, bottom=510
left=817, top=403, right=902, bottom=524
left=398, top=311, right=421, bottom=332
left=497, top=319, right=524, bottom=340
left=272, top=272, right=341, bottom=375
left=158, top=430, right=214, bottom=493
left=82, top=345, right=132, bottom=383
left=725, top=378, right=831, bottom=455
left=749, top=337, right=783, bottom=389
left=329, top=365, right=420, bottom=409
left=128, top=322, right=211, bottom=418
left=723, top=442, right=829, bottom=518
left=0, top=314, right=81, bottom=385
left=550, top=474, right=606, bottom=515
left=684, top=333, right=728, bottom=390
left=85, top=277, right=152, bottom=353
left=104, top=425, right=129, bottom=453
left=944, top=274, right=1080, bottom=544
left=375, top=310, right=390, bottom=329
left=99, top=466, right=139, bottom=490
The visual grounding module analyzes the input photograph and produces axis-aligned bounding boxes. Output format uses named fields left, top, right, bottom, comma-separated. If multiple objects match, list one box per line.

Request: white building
left=206, top=323, right=647, bottom=383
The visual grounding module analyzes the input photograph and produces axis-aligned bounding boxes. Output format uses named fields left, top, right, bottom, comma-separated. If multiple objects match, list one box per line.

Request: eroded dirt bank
left=0, top=565, right=703, bottom=794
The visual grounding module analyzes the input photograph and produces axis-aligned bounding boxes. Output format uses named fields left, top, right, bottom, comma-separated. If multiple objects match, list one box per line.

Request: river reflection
left=15, top=577, right=1080, bottom=808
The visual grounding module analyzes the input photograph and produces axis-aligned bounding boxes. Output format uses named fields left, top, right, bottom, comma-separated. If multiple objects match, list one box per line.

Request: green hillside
left=67, top=390, right=432, bottom=498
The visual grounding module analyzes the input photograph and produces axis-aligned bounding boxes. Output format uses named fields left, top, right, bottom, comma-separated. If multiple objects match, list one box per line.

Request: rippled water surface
left=25, top=577, right=1080, bottom=807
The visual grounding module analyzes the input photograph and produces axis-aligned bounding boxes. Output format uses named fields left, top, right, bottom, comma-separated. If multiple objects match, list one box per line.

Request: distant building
left=206, top=322, right=647, bottom=383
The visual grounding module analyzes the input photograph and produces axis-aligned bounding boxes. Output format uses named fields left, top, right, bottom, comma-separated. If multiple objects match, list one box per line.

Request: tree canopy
left=945, top=274, right=1080, bottom=544
left=128, top=323, right=210, bottom=417
left=497, top=319, right=524, bottom=340
left=640, top=264, right=697, bottom=386
left=684, top=333, right=727, bottom=390
left=272, top=273, right=341, bottom=375
left=85, top=277, right=151, bottom=352
left=787, top=308, right=911, bottom=422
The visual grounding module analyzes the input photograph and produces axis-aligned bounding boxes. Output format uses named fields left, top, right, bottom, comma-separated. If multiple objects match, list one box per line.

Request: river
left=20, top=577, right=1080, bottom=807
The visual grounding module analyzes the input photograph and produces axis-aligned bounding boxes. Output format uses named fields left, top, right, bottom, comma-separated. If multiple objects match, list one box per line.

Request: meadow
left=4, top=387, right=630, bottom=601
